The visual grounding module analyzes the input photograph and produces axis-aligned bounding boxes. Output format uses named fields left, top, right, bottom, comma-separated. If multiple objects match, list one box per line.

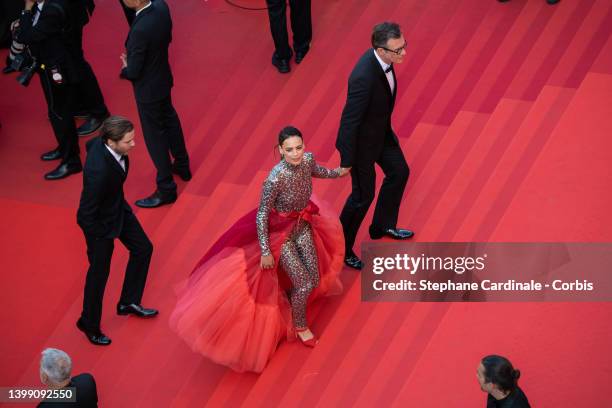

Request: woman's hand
left=337, top=167, right=351, bottom=177
left=261, top=254, right=275, bottom=269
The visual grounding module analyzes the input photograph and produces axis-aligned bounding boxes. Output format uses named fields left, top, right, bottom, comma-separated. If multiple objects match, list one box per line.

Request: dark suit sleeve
left=336, top=75, right=371, bottom=168
left=121, top=27, right=147, bottom=80
left=78, top=169, right=108, bottom=237
left=16, top=5, right=64, bottom=44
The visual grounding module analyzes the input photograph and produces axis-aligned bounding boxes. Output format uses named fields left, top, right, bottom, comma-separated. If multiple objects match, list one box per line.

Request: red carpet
left=1, top=0, right=611, bottom=406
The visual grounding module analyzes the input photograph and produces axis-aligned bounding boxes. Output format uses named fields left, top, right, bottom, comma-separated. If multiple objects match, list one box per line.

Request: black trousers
left=266, top=0, right=312, bottom=60
left=71, top=26, right=109, bottom=119
left=80, top=211, right=153, bottom=331
left=39, top=71, right=81, bottom=165
left=340, top=141, right=409, bottom=254
left=136, top=95, right=189, bottom=196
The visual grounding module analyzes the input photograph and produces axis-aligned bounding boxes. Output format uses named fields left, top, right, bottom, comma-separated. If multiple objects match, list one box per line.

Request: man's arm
left=120, top=28, right=147, bottom=80
left=336, top=75, right=371, bottom=168
left=77, top=170, right=108, bottom=237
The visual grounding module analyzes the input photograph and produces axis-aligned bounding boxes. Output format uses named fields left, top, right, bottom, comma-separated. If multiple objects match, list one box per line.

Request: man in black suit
left=38, top=348, right=98, bottom=407
left=17, top=0, right=82, bottom=180
left=266, top=0, right=311, bottom=73
left=336, top=22, right=414, bottom=270
left=120, top=0, right=191, bottom=208
left=76, top=116, right=158, bottom=346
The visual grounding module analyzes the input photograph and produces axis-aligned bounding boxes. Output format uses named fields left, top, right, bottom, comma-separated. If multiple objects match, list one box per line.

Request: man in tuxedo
left=265, top=0, right=311, bottom=73
left=120, top=0, right=191, bottom=208
left=76, top=116, right=158, bottom=346
left=336, top=22, right=414, bottom=270
left=17, top=0, right=82, bottom=180
left=38, top=348, right=98, bottom=407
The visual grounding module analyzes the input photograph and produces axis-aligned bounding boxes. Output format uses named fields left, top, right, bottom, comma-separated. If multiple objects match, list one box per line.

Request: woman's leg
left=279, top=223, right=319, bottom=329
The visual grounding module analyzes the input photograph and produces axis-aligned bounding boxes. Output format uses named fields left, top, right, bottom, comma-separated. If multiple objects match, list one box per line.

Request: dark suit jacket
left=37, top=373, right=98, bottom=407
left=77, top=137, right=132, bottom=239
left=336, top=49, right=398, bottom=168
left=120, top=0, right=174, bottom=103
left=17, top=0, right=79, bottom=82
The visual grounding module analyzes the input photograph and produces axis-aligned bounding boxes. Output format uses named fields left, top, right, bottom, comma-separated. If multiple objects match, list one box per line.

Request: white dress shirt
left=135, top=1, right=152, bottom=16
left=33, top=1, right=45, bottom=26
left=373, top=49, right=395, bottom=93
left=105, top=144, right=126, bottom=171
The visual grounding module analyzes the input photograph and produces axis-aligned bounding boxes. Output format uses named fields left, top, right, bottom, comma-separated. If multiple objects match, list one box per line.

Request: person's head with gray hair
left=39, top=348, right=72, bottom=387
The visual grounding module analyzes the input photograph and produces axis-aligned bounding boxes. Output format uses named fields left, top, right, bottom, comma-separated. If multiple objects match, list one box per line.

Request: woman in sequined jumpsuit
left=170, top=126, right=347, bottom=372
left=257, top=126, right=349, bottom=345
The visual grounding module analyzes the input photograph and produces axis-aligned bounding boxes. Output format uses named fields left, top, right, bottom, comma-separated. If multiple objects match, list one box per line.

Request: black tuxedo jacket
left=77, top=137, right=132, bottom=239
left=37, top=373, right=98, bottom=407
left=17, top=0, right=79, bottom=82
left=120, top=0, right=173, bottom=103
left=336, top=49, right=399, bottom=168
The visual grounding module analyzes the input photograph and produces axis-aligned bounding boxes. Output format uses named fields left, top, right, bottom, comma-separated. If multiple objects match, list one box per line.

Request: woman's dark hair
left=278, top=125, right=303, bottom=146
left=371, top=22, right=402, bottom=49
left=481, top=355, right=521, bottom=393
left=100, top=116, right=134, bottom=143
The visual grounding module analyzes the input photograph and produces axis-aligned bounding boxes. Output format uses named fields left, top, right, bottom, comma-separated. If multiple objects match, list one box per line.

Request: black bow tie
left=384, top=65, right=393, bottom=74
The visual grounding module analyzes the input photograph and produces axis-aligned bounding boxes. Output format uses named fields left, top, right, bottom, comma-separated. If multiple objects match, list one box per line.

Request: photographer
left=16, top=0, right=83, bottom=180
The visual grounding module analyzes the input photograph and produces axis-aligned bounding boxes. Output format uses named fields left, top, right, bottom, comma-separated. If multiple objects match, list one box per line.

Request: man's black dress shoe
left=76, top=319, right=111, bottom=346
left=295, top=48, right=309, bottom=64
left=117, top=303, right=159, bottom=318
left=344, top=252, right=363, bottom=270
left=171, top=163, right=192, bottom=181
left=77, top=116, right=106, bottom=136
left=44, top=163, right=82, bottom=180
left=73, top=110, right=90, bottom=119
left=2, top=65, right=16, bottom=74
left=272, top=52, right=291, bottom=74
left=40, top=148, right=61, bottom=161
left=370, top=228, right=415, bottom=240
left=135, top=191, right=177, bottom=208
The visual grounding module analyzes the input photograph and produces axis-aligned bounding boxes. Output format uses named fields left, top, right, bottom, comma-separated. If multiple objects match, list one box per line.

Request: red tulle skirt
left=169, top=201, right=344, bottom=373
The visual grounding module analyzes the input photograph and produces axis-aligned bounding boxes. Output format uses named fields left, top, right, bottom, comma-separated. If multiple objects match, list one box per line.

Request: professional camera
left=10, top=51, right=33, bottom=71
left=16, top=56, right=38, bottom=87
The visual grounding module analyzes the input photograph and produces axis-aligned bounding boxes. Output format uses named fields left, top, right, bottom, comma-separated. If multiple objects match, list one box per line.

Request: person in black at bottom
left=477, top=355, right=531, bottom=408
left=37, top=348, right=98, bottom=407
left=265, top=0, right=311, bottom=73
left=76, top=116, right=158, bottom=346
left=16, top=0, right=82, bottom=180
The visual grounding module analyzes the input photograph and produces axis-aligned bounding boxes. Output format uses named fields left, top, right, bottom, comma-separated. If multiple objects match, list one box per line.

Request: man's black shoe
left=172, top=163, right=192, bottom=181
left=344, top=252, right=363, bottom=270
left=73, top=110, right=90, bottom=119
left=77, top=116, right=106, bottom=136
left=2, top=65, right=16, bottom=74
left=547, top=0, right=559, bottom=4
left=41, top=148, right=61, bottom=161
left=369, top=228, right=414, bottom=240
left=117, top=303, right=159, bottom=318
left=272, top=53, right=291, bottom=74
left=76, top=319, right=111, bottom=346
left=44, top=163, right=82, bottom=180
left=135, top=191, right=177, bottom=208
left=295, top=48, right=309, bottom=64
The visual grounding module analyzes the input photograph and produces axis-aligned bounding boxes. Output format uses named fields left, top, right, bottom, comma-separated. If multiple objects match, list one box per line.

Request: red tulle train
left=169, top=201, right=344, bottom=373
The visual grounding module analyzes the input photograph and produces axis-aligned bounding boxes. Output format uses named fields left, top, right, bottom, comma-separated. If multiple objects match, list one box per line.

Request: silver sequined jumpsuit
left=257, top=152, right=340, bottom=328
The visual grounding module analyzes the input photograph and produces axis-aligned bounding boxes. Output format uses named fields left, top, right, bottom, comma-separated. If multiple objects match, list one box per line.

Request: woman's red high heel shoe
left=296, top=328, right=318, bottom=348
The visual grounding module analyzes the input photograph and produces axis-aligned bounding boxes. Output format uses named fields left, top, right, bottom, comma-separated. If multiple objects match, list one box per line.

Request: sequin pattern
left=256, top=152, right=340, bottom=327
